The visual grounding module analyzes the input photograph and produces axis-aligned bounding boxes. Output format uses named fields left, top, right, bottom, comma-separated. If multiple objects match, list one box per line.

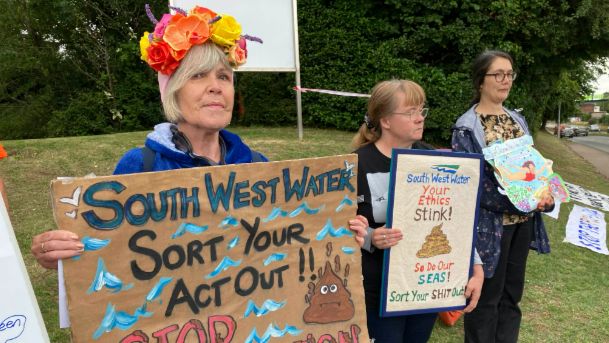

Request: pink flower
left=153, top=14, right=173, bottom=39
left=228, top=45, right=246, bottom=65
left=236, top=37, right=247, bottom=58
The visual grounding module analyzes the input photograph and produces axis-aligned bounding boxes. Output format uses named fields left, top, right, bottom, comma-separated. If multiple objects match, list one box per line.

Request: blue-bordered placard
left=380, top=149, right=483, bottom=317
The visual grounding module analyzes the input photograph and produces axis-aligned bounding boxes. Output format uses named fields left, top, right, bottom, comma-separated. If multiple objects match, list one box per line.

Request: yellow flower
left=139, top=31, right=151, bottom=62
left=211, top=15, right=241, bottom=47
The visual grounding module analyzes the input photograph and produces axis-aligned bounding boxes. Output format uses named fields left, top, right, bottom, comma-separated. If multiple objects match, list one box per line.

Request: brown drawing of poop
left=303, top=257, right=355, bottom=324
left=416, top=223, right=452, bottom=258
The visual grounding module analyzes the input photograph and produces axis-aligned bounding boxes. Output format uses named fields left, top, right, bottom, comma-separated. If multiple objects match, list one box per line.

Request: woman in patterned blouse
left=451, top=50, right=554, bottom=343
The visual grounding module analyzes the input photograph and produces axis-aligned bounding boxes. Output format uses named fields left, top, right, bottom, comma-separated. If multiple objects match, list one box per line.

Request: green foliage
left=2, top=0, right=609, bottom=142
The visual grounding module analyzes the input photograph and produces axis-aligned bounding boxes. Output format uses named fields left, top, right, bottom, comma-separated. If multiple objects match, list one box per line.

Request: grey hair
left=162, top=42, right=233, bottom=122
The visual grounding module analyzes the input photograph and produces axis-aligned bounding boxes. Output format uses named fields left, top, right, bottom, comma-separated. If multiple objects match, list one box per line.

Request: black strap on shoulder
left=141, top=147, right=156, bottom=172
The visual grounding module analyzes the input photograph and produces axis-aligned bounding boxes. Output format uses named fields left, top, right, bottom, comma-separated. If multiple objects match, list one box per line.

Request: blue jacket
left=451, top=105, right=550, bottom=278
left=114, top=123, right=268, bottom=174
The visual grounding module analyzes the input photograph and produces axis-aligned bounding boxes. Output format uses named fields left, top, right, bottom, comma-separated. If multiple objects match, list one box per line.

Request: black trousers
left=464, top=219, right=533, bottom=343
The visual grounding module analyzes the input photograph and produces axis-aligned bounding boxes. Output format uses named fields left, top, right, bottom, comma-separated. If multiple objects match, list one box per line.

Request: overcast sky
left=594, top=74, right=609, bottom=94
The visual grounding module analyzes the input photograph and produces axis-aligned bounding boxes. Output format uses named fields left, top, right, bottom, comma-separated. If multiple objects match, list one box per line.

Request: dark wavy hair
left=470, top=50, right=514, bottom=105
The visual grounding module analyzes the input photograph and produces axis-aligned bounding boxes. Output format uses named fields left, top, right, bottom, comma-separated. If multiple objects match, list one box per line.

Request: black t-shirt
left=355, top=141, right=433, bottom=312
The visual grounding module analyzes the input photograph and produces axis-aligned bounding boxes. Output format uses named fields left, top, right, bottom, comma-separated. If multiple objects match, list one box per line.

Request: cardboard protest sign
left=564, top=204, right=608, bottom=255
left=0, top=194, right=50, bottom=342
left=381, top=150, right=483, bottom=316
left=482, top=135, right=569, bottom=212
left=50, top=155, right=369, bottom=343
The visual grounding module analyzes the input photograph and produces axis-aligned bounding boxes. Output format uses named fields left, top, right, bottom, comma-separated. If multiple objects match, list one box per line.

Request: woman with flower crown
left=31, top=5, right=267, bottom=269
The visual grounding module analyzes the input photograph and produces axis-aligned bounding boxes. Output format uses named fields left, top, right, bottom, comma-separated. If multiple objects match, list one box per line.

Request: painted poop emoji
left=416, top=223, right=451, bottom=258
left=303, top=261, right=355, bottom=324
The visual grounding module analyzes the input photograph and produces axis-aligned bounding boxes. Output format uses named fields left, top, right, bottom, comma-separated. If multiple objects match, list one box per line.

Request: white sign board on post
left=0, top=194, right=50, bottom=343
left=171, top=0, right=305, bottom=138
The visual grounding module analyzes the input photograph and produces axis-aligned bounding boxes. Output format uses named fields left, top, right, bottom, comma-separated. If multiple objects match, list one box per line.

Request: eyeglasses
left=393, top=107, right=429, bottom=119
left=485, top=72, right=517, bottom=82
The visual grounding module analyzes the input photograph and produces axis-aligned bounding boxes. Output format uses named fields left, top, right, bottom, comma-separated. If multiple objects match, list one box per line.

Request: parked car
left=554, top=125, right=574, bottom=138
left=560, top=127, right=575, bottom=138
left=573, top=126, right=589, bottom=136
left=590, top=124, right=600, bottom=132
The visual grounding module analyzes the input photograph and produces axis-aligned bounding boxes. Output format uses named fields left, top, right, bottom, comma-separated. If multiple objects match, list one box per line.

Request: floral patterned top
left=477, top=112, right=529, bottom=225
left=452, top=105, right=551, bottom=278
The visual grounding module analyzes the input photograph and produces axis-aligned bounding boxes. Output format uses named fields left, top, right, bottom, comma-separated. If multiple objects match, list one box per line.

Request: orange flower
left=0, top=144, right=7, bottom=159
left=163, top=13, right=210, bottom=52
left=146, top=41, right=180, bottom=75
left=190, top=6, right=216, bottom=20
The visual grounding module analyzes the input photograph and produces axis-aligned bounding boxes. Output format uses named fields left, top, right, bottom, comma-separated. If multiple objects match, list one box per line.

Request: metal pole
left=292, top=0, right=303, bottom=140
left=557, top=101, right=561, bottom=137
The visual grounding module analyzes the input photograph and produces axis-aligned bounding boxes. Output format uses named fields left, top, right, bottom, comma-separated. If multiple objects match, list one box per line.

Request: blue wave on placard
left=146, top=277, right=173, bottom=302
left=289, top=202, right=324, bottom=217
left=262, top=207, right=289, bottom=222
left=92, top=303, right=153, bottom=339
left=243, top=299, right=286, bottom=318
left=206, top=257, right=242, bottom=279
left=245, top=323, right=302, bottom=343
left=83, top=236, right=111, bottom=251
left=73, top=236, right=111, bottom=260
left=316, top=219, right=354, bottom=240
left=430, top=165, right=459, bottom=174
left=335, top=195, right=354, bottom=212
left=227, top=236, right=240, bottom=250
left=87, top=258, right=133, bottom=294
left=263, top=253, right=287, bottom=266
left=171, top=222, right=208, bottom=239
left=219, top=215, right=239, bottom=229
left=341, top=246, right=356, bottom=254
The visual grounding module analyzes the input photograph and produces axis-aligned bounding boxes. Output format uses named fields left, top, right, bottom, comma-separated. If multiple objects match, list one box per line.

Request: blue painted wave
left=263, top=253, right=287, bottom=266
left=87, top=258, right=133, bottom=294
left=83, top=236, right=111, bottom=251
left=262, top=207, right=289, bottom=222
left=430, top=165, right=459, bottom=174
left=335, top=195, right=354, bottom=212
left=145, top=277, right=173, bottom=302
left=171, top=222, right=208, bottom=239
left=245, top=323, right=302, bottom=343
left=316, top=219, right=354, bottom=240
left=243, top=299, right=286, bottom=318
left=73, top=236, right=111, bottom=260
left=92, top=303, right=152, bottom=339
left=289, top=202, right=324, bottom=217
left=227, top=236, right=240, bottom=250
left=341, top=246, right=356, bottom=254
left=219, top=215, right=239, bottom=229
left=206, top=257, right=242, bottom=279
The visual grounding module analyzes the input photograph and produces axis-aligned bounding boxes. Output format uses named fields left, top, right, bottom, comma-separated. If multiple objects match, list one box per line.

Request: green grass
left=1, top=128, right=608, bottom=342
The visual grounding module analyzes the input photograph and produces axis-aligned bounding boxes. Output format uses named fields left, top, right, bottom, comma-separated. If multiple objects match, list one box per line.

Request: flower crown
left=139, top=4, right=262, bottom=76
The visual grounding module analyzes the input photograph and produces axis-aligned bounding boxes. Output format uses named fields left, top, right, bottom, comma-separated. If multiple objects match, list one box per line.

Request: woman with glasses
left=452, top=50, right=553, bottom=343
left=348, top=79, right=484, bottom=342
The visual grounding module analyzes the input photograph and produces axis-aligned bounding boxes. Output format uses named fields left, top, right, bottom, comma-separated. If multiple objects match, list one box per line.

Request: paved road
left=566, top=136, right=609, bottom=180
left=571, top=135, right=609, bottom=154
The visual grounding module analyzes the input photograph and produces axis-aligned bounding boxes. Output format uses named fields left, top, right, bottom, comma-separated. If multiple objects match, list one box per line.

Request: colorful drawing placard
left=0, top=194, right=50, bottom=343
left=381, top=150, right=483, bottom=316
left=482, top=135, right=570, bottom=212
left=50, top=155, right=369, bottom=343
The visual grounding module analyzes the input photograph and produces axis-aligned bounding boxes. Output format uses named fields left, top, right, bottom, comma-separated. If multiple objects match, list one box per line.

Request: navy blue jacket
left=114, top=123, right=268, bottom=174
left=451, top=105, right=550, bottom=278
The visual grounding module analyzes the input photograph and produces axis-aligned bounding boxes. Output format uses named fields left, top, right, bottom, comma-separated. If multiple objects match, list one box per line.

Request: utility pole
left=557, top=101, right=561, bottom=137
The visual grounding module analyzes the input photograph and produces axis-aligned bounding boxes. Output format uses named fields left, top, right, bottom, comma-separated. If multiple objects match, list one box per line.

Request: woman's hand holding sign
left=31, top=230, right=83, bottom=269
left=373, top=227, right=403, bottom=249
left=348, top=215, right=403, bottom=250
